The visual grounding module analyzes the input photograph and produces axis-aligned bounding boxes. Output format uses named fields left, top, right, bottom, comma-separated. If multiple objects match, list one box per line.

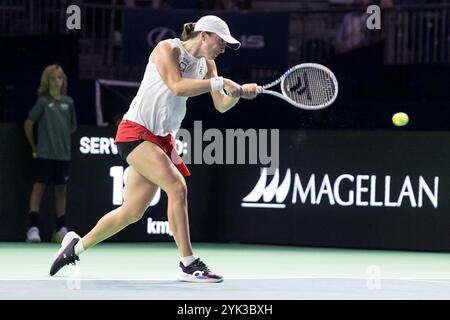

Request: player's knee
left=121, top=206, right=146, bottom=223
left=128, top=211, right=145, bottom=223
left=169, top=180, right=187, bottom=202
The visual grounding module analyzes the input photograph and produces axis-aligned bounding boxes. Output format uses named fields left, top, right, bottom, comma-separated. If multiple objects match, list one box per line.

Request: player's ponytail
left=181, top=22, right=198, bottom=41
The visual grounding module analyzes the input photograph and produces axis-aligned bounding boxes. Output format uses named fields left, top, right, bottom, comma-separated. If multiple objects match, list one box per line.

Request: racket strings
left=283, top=67, right=336, bottom=107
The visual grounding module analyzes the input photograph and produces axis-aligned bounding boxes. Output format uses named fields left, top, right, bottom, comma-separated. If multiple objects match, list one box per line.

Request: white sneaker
left=26, top=227, right=41, bottom=243
left=176, top=258, right=223, bottom=283
left=52, top=227, right=68, bottom=243
left=49, top=231, right=81, bottom=276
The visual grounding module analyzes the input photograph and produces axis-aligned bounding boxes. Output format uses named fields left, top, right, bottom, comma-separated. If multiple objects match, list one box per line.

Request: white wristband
left=210, top=76, right=224, bottom=92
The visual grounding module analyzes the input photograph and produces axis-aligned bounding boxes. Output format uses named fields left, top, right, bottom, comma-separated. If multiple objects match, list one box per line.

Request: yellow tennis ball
left=392, top=112, right=409, bottom=127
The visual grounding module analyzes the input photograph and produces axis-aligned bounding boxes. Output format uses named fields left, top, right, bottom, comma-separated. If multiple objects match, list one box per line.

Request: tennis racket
left=256, top=63, right=338, bottom=110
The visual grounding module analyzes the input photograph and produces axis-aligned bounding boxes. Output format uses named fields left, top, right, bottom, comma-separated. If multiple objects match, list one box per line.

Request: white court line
left=2, top=277, right=450, bottom=284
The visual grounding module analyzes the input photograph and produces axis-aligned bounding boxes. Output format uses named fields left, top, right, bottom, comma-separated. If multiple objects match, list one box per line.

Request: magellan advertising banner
left=215, top=131, right=450, bottom=251
left=1, top=124, right=450, bottom=251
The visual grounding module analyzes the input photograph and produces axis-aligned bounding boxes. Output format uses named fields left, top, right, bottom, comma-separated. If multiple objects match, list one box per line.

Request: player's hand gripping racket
left=257, top=63, right=338, bottom=110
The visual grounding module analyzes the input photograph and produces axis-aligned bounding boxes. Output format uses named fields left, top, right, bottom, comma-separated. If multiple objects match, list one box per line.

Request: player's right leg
left=49, top=166, right=159, bottom=276
left=82, top=166, right=159, bottom=249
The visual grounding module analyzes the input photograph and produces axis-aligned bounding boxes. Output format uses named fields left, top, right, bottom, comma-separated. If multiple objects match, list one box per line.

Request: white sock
left=181, top=255, right=196, bottom=267
left=74, top=240, right=85, bottom=256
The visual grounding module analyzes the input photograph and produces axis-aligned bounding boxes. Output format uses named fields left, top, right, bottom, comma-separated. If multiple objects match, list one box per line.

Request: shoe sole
left=49, top=231, right=80, bottom=275
left=176, top=268, right=224, bottom=283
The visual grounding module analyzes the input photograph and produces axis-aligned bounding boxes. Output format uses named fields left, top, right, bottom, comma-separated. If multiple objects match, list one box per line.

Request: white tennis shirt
left=123, top=38, right=207, bottom=136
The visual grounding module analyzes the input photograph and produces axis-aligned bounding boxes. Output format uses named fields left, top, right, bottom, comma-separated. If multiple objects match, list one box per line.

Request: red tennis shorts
left=115, top=120, right=190, bottom=177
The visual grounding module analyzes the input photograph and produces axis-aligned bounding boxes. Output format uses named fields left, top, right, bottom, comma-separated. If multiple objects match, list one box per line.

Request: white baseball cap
left=194, top=15, right=241, bottom=50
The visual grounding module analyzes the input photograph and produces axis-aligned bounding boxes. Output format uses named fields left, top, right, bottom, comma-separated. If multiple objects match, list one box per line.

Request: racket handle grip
left=256, top=86, right=263, bottom=94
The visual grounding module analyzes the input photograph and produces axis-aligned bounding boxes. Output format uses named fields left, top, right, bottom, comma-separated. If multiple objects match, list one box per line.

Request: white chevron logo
left=241, top=168, right=291, bottom=208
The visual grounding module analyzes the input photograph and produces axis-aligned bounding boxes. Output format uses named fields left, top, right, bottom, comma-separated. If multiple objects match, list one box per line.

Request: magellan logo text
left=242, top=168, right=439, bottom=209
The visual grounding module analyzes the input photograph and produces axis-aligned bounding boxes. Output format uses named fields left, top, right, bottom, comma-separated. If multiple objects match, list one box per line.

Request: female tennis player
left=50, top=15, right=258, bottom=282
